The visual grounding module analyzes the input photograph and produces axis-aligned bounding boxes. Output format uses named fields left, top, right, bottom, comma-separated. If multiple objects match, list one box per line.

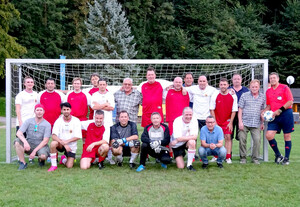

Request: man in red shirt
left=38, top=78, right=65, bottom=128
left=141, top=67, right=164, bottom=127
left=210, top=78, right=238, bottom=164
left=80, top=110, right=110, bottom=170
left=262, top=72, right=294, bottom=165
left=165, top=77, right=189, bottom=135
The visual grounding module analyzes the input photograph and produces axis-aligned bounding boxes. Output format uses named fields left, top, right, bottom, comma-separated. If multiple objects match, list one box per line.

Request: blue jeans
left=198, top=146, right=226, bottom=164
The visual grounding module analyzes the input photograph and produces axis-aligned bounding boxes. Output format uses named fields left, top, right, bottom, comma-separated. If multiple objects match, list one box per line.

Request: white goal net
left=5, top=59, right=269, bottom=163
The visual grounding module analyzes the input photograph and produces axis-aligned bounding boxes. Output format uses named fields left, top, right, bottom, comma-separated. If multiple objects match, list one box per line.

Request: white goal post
left=5, top=59, right=269, bottom=163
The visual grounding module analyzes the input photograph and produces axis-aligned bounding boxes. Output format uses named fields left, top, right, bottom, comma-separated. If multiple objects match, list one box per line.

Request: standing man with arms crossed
left=15, top=104, right=51, bottom=170
left=48, top=102, right=82, bottom=171
left=229, top=74, right=249, bottom=141
left=110, top=111, right=140, bottom=169
left=114, top=78, right=143, bottom=123
left=199, top=115, right=226, bottom=169
left=170, top=107, right=199, bottom=171
left=136, top=112, right=172, bottom=172
left=80, top=110, right=110, bottom=170
left=238, top=79, right=265, bottom=164
left=262, top=72, right=294, bottom=165
left=210, top=78, right=238, bottom=164
left=15, top=76, right=38, bottom=131
left=38, top=78, right=65, bottom=128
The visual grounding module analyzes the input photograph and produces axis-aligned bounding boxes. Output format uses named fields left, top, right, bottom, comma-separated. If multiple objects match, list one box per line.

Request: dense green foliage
left=1, top=0, right=299, bottom=85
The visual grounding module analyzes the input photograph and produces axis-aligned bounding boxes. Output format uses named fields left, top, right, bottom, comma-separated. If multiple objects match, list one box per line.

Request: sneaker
left=240, top=158, right=246, bottom=164
left=202, top=163, right=208, bottom=169
left=155, top=158, right=161, bottom=163
left=29, top=159, right=34, bottom=164
left=18, top=162, right=27, bottom=170
left=210, top=157, right=217, bottom=162
left=252, top=160, right=260, bottom=165
left=161, top=163, right=167, bottom=169
left=98, top=161, right=105, bottom=170
left=106, top=158, right=116, bottom=165
left=48, top=166, right=57, bottom=172
left=117, top=161, right=123, bottom=167
left=275, top=155, right=284, bottom=164
left=129, top=163, right=136, bottom=169
left=136, top=165, right=145, bottom=172
left=59, top=155, right=66, bottom=165
left=38, top=158, right=45, bottom=167
left=226, top=158, right=232, bottom=164
left=187, top=165, right=196, bottom=171
left=281, top=157, right=290, bottom=165
left=217, top=163, right=223, bottom=168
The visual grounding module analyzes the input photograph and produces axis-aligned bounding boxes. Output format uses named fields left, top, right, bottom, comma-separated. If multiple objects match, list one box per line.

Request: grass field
left=0, top=125, right=300, bottom=206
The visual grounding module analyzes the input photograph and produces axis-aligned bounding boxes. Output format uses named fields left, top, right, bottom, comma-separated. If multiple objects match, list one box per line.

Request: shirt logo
left=277, top=96, right=282, bottom=100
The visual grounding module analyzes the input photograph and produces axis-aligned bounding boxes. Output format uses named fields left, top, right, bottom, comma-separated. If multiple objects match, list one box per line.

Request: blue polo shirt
left=200, top=125, right=224, bottom=144
left=228, top=86, right=249, bottom=102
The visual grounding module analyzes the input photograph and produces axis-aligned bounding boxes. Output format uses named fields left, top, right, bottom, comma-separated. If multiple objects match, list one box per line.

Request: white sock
left=116, top=155, right=123, bottom=163
left=130, top=152, right=138, bottom=163
left=107, top=148, right=113, bottom=160
left=62, top=156, right=67, bottom=165
left=187, top=149, right=196, bottom=167
left=50, top=153, right=57, bottom=167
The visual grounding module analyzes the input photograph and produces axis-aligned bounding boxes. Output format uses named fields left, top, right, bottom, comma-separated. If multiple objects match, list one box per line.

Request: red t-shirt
left=266, top=84, right=293, bottom=111
left=88, top=88, right=99, bottom=120
left=39, top=91, right=62, bottom=126
left=67, top=91, right=88, bottom=121
left=214, top=93, right=234, bottom=126
left=141, top=81, right=163, bottom=127
left=165, top=89, right=189, bottom=122
left=85, top=123, right=105, bottom=146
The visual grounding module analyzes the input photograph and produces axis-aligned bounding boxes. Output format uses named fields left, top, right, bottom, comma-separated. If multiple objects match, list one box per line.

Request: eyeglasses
left=206, top=121, right=215, bottom=124
left=34, top=124, right=38, bottom=132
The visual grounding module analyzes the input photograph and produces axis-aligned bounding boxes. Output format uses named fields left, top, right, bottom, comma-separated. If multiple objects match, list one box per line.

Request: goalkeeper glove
left=128, top=140, right=140, bottom=148
left=112, top=141, right=119, bottom=149
left=154, top=146, right=161, bottom=154
left=150, top=140, right=161, bottom=149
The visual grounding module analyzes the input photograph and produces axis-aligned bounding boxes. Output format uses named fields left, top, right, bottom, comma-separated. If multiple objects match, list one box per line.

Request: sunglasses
left=34, top=124, right=38, bottom=132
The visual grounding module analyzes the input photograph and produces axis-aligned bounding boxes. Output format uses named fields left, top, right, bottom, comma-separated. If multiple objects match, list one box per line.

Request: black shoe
left=155, top=158, right=161, bottom=163
left=281, top=157, right=290, bottom=165
left=117, top=161, right=123, bottom=167
left=217, top=163, right=223, bottom=168
left=18, top=162, right=27, bottom=170
left=194, top=155, right=199, bottom=160
left=98, top=161, right=105, bottom=170
left=202, top=163, right=208, bottom=169
left=38, top=159, right=45, bottom=167
left=129, top=163, right=136, bottom=169
left=187, top=165, right=196, bottom=171
left=275, top=155, right=284, bottom=164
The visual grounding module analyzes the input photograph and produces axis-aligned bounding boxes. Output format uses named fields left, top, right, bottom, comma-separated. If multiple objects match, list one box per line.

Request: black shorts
left=58, top=146, right=76, bottom=158
left=172, top=143, right=187, bottom=159
left=122, top=146, right=131, bottom=157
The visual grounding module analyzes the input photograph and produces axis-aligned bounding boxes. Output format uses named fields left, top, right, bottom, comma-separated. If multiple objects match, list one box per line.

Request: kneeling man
left=80, top=110, right=110, bottom=170
left=199, top=115, right=226, bottom=169
left=170, top=107, right=199, bottom=171
left=111, top=111, right=140, bottom=169
left=15, top=104, right=51, bottom=170
left=136, top=112, right=172, bottom=172
left=48, top=102, right=82, bottom=171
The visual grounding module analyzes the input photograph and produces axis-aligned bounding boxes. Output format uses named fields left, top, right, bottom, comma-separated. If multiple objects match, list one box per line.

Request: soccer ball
left=263, top=110, right=275, bottom=122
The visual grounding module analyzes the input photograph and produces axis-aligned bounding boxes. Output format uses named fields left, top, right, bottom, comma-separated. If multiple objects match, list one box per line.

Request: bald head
left=198, top=75, right=208, bottom=90
left=173, top=77, right=183, bottom=91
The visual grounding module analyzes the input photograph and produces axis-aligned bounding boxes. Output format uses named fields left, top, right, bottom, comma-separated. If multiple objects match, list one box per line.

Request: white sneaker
left=226, top=158, right=232, bottom=164
left=105, top=157, right=116, bottom=165
left=210, top=157, right=217, bottom=162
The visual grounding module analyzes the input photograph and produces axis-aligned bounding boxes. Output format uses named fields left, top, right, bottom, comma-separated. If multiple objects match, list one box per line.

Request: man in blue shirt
left=198, top=115, right=227, bottom=169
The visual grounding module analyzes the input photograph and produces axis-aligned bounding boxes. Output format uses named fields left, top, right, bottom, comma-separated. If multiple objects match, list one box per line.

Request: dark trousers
left=139, top=142, right=172, bottom=166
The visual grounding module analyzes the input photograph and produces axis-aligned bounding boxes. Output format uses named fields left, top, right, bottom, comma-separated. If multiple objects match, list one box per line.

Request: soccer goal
left=5, top=59, right=269, bottom=163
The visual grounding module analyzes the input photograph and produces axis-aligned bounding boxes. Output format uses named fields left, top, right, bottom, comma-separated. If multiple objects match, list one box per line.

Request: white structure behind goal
left=5, top=59, right=269, bottom=163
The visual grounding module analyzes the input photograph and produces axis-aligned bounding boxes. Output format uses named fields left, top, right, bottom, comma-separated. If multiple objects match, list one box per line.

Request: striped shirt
left=239, top=91, right=265, bottom=127
left=114, top=89, right=143, bottom=123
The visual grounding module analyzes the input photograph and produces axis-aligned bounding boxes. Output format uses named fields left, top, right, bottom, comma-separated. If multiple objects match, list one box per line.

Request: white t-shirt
left=171, top=115, right=199, bottom=148
left=52, top=115, right=82, bottom=153
left=91, top=91, right=115, bottom=127
left=15, top=90, right=38, bottom=126
left=186, top=85, right=217, bottom=120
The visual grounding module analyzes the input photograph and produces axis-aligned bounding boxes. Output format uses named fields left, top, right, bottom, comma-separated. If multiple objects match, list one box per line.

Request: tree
left=0, top=0, right=26, bottom=78
left=80, top=0, right=137, bottom=59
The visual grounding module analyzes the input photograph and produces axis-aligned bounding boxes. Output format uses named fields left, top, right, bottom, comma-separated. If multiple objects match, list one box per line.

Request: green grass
left=0, top=97, right=5, bottom=117
left=0, top=125, right=300, bottom=206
